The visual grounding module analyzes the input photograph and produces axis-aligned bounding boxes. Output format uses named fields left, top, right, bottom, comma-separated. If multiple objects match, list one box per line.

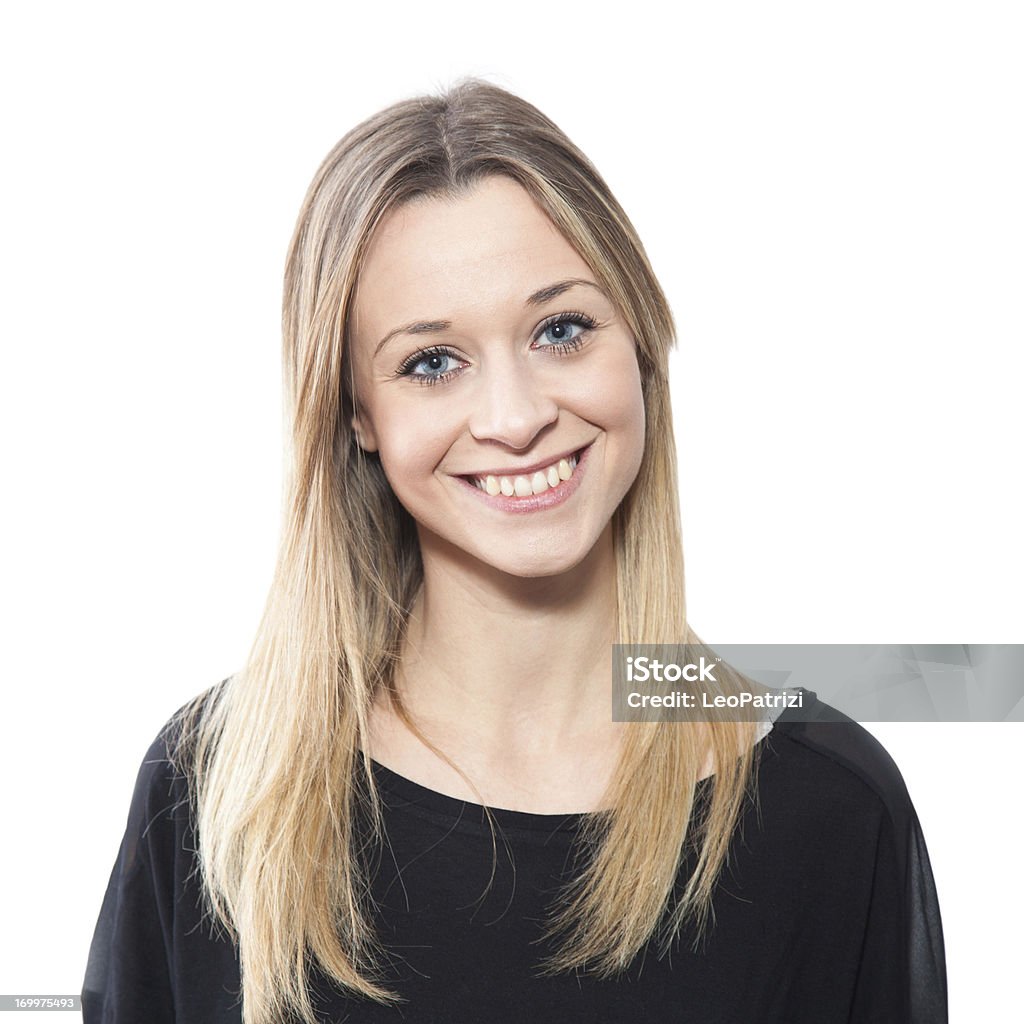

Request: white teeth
left=471, top=451, right=581, bottom=497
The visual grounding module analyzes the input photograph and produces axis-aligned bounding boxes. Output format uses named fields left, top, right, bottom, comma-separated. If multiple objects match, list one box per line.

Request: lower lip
left=454, top=444, right=592, bottom=515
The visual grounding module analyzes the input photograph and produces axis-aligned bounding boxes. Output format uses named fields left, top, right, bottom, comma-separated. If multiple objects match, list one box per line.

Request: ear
left=350, top=410, right=379, bottom=453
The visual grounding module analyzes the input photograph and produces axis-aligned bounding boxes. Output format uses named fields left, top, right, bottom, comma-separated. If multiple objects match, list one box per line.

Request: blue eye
left=411, top=351, right=455, bottom=376
left=396, top=346, right=464, bottom=387
left=534, top=312, right=599, bottom=350
left=540, top=319, right=585, bottom=345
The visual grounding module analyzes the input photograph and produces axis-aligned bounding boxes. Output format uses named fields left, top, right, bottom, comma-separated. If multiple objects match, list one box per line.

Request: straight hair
left=169, top=77, right=764, bottom=1024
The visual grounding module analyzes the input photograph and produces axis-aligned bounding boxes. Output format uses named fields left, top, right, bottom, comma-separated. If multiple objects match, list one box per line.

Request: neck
left=375, top=522, right=623, bottom=801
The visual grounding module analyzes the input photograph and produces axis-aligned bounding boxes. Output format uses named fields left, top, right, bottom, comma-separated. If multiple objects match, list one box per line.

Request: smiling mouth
left=461, top=447, right=586, bottom=498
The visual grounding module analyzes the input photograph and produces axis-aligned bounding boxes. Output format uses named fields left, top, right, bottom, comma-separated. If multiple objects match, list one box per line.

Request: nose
left=466, top=355, right=559, bottom=450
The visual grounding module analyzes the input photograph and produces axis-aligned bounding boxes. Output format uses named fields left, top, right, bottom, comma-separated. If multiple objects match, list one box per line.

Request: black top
left=82, top=688, right=947, bottom=1023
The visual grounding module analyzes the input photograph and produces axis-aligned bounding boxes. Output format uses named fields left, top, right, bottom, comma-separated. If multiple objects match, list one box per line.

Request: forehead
left=351, top=176, right=596, bottom=339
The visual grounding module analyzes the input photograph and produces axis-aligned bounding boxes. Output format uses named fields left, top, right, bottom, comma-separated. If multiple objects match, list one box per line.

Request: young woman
left=83, top=79, right=947, bottom=1023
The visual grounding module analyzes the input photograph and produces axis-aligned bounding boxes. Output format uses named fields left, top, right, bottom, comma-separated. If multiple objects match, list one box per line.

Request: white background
left=2, top=1, right=1021, bottom=1020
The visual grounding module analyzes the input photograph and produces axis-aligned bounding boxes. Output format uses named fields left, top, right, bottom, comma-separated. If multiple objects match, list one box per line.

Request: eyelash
left=394, top=311, right=601, bottom=388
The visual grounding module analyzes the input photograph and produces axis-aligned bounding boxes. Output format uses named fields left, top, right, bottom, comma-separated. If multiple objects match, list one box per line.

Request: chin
left=416, top=519, right=610, bottom=581
left=477, top=538, right=599, bottom=580
left=493, top=560, right=580, bottom=580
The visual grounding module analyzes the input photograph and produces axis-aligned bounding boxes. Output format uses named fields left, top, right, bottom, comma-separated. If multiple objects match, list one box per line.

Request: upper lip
left=457, top=443, right=589, bottom=480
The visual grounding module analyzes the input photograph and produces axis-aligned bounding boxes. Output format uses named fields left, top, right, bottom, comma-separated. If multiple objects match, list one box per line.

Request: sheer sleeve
left=82, top=731, right=180, bottom=1024
left=776, top=698, right=949, bottom=1022
left=848, top=775, right=948, bottom=1022
left=904, top=806, right=948, bottom=1022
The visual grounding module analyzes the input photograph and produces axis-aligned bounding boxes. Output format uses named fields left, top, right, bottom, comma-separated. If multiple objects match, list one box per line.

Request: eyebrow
left=372, top=277, right=606, bottom=358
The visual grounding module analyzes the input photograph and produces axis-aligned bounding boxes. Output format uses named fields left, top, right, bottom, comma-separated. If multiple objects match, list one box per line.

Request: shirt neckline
left=366, top=716, right=784, bottom=838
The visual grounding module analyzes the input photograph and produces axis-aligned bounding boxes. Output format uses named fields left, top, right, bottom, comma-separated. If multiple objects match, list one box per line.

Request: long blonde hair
left=170, top=77, right=763, bottom=1024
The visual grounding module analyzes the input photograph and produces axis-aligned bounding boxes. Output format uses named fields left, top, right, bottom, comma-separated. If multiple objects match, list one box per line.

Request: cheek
left=578, top=344, right=646, bottom=448
left=610, top=363, right=646, bottom=437
left=617, top=377, right=648, bottom=484
left=374, top=404, right=449, bottom=495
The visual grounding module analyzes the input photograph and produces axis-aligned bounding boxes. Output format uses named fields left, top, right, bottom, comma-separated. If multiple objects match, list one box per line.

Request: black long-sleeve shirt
left=82, top=688, right=947, bottom=1022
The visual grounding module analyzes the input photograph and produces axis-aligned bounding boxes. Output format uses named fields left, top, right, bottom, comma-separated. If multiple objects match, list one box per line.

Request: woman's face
left=347, top=175, right=645, bottom=579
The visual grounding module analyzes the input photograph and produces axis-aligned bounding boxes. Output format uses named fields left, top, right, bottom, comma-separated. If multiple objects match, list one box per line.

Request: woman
left=83, top=79, right=947, bottom=1023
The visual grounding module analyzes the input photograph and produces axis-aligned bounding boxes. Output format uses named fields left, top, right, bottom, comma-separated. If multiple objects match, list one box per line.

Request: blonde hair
left=170, top=77, right=763, bottom=1024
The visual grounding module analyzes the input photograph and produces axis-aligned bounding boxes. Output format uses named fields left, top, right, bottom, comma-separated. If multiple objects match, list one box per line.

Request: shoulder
left=759, top=687, right=920, bottom=839
left=751, top=691, right=948, bottom=1018
left=136, top=678, right=228, bottom=779
left=121, top=679, right=230, bottom=867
